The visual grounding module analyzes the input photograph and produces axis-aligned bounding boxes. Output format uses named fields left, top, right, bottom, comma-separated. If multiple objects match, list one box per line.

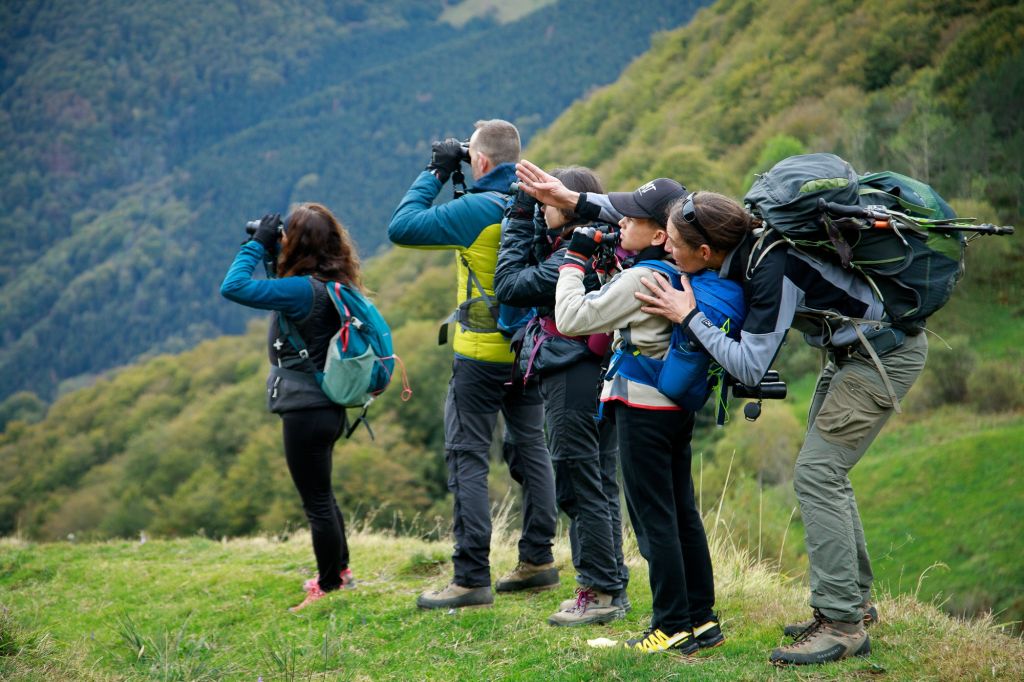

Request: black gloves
left=252, top=213, right=283, bottom=253
left=561, top=226, right=601, bottom=271
left=507, top=186, right=538, bottom=221
left=426, top=137, right=466, bottom=184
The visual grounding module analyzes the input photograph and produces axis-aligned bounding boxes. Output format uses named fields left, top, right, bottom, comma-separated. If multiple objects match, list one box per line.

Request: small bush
left=913, top=335, right=976, bottom=408
left=0, top=607, right=19, bottom=657
left=399, top=550, right=449, bottom=577
left=967, top=359, right=1024, bottom=413
left=710, top=401, right=804, bottom=487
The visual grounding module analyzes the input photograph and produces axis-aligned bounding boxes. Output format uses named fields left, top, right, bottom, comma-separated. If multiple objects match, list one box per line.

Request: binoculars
left=727, top=371, right=787, bottom=422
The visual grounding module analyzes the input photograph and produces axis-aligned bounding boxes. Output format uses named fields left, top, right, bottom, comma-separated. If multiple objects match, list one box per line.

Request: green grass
left=2, top=522, right=1022, bottom=681
left=852, top=409, right=1024, bottom=623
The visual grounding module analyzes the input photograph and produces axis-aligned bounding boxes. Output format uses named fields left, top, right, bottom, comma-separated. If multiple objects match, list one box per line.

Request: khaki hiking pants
left=796, top=332, right=927, bottom=623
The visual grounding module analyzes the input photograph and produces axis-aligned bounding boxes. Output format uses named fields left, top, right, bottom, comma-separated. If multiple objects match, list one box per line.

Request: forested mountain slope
left=0, top=0, right=706, bottom=401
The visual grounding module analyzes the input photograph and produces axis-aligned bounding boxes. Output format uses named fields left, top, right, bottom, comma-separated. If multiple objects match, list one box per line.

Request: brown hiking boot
left=770, top=609, right=870, bottom=665
left=416, top=582, right=493, bottom=609
left=783, top=601, right=878, bottom=638
left=559, top=590, right=631, bottom=613
left=495, top=561, right=559, bottom=593
left=547, top=588, right=625, bottom=626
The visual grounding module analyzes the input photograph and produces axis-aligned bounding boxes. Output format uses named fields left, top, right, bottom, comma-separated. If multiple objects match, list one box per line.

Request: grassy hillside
left=2, top=527, right=1022, bottom=681
left=527, top=0, right=1023, bottom=221
left=853, top=410, right=1024, bottom=623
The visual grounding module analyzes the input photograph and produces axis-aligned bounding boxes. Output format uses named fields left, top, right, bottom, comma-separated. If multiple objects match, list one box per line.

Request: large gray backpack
left=743, top=153, right=966, bottom=332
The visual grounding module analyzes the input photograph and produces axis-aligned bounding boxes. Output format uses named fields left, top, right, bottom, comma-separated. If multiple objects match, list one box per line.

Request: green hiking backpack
left=854, top=170, right=965, bottom=330
left=744, top=153, right=966, bottom=332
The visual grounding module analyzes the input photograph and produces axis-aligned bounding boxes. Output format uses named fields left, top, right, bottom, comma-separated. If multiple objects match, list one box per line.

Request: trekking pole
left=924, top=223, right=1014, bottom=236
left=818, top=199, right=1016, bottom=237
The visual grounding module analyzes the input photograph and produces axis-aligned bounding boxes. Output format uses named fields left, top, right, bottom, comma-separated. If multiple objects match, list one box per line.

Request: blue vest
left=606, top=261, right=746, bottom=411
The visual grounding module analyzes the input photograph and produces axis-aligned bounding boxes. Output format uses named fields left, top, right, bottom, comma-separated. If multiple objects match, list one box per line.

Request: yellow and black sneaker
left=623, top=628, right=699, bottom=655
left=693, top=614, right=725, bottom=649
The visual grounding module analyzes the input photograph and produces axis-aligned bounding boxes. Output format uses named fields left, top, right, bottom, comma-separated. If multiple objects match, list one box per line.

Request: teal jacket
left=388, top=164, right=516, bottom=363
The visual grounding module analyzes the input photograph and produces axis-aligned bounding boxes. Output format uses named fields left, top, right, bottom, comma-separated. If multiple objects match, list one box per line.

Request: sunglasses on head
left=680, top=193, right=713, bottom=247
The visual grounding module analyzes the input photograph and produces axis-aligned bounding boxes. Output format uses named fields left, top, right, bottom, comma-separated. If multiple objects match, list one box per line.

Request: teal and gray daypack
left=743, top=153, right=967, bottom=332
left=606, top=262, right=746, bottom=413
left=279, top=279, right=409, bottom=438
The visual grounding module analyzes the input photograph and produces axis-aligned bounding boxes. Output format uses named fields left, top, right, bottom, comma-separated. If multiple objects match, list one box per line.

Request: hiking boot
left=559, top=590, right=631, bottom=613
left=693, top=614, right=725, bottom=649
left=416, top=582, right=493, bottom=609
left=495, top=561, right=559, bottom=593
left=289, top=583, right=329, bottom=612
left=303, top=567, right=356, bottom=592
left=547, top=588, right=625, bottom=627
left=770, top=609, right=870, bottom=665
left=783, top=601, right=878, bottom=638
left=623, top=627, right=699, bottom=655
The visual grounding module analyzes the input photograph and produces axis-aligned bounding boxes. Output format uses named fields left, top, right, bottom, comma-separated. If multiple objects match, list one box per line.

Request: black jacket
left=495, top=206, right=609, bottom=377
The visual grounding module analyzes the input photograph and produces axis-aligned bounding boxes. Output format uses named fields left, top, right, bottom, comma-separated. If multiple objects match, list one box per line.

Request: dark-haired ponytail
left=669, top=191, right=757, bottom=252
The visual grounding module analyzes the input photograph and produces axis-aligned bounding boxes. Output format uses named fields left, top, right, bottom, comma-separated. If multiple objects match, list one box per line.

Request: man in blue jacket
left=388, top=119, right=558, bottom=609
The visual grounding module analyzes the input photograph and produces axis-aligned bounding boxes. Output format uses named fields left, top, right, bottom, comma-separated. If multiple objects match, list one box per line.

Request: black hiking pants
left=281, top=405, right=349, bottom=592
left=612, top=402, right=715, bottom=634
left=444, top=357, right=556, bottom=587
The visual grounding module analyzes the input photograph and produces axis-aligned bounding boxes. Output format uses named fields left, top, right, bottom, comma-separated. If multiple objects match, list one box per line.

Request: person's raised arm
left=495, top=189, right=560, bottom=306
left=515, top=160, right=578, bottom=208
left=220, top=237, right=313, bottom=320
left=516, top=159, right=623, bottom=224
left=554, top=228, right=642, bottom=336
left=387, top=172, right=493, bottom=250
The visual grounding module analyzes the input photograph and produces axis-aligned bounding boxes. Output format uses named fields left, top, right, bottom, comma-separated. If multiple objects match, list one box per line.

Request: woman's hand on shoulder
left=635, top=271, right=695, bottom=324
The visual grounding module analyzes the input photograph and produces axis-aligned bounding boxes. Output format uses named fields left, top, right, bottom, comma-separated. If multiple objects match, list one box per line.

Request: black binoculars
left=725, top=371, right=788, bottom=422
left=730, top=371, right=787, bottom=401
left=244, top=218, right=285, bottom=238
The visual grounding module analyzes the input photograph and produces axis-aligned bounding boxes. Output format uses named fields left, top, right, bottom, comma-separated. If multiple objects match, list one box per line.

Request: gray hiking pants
left=540, top=358, right=629, bottom=595
left=796, top=332, right=927, bottom=622
left=444, top=357, right=556, bottom=588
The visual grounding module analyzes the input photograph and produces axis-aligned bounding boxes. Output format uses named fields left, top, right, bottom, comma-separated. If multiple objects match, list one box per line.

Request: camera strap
left=452, top=168, right=468, bottom=198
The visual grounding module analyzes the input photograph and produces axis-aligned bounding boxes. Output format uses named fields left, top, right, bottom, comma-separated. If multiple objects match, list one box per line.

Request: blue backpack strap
left=605, top=327, right=663, bottom=389
left=479, top=190, right=511, bottom=210
left=604, top=260, right=679, bottom=388
left=634, top=259, right=682, bottom=288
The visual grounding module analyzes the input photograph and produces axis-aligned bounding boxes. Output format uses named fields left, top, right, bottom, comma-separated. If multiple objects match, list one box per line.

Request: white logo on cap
left=637, top=181, right=658, bottom=195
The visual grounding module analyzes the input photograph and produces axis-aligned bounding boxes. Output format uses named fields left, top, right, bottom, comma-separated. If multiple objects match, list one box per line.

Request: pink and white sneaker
left=302, top=567, right=356, bottom=592
left=289, top=583, right=327, bottom=612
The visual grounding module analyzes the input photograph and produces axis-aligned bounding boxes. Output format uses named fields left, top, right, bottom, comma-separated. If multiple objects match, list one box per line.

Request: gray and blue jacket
left=682, top=231, right=886, bottom=386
